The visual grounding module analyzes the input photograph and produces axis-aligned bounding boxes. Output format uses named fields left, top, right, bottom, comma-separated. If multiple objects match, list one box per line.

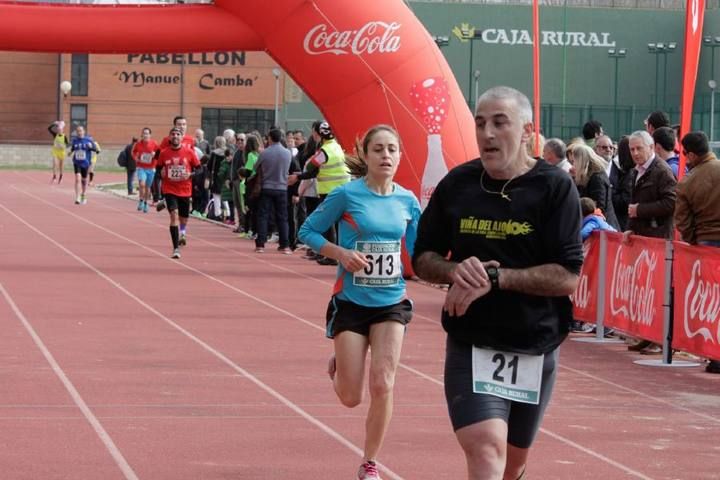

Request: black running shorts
left=443, top=335, right=558, bottom=449
left=325, top=297, right=413, bottom=339
left=73, top=164, right=89, bottom=178
left=164, top=193, right=191, bottom=218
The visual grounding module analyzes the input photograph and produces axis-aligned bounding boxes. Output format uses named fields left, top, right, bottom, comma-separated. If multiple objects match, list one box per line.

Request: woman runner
left=298, top=125, right=421, bottom=480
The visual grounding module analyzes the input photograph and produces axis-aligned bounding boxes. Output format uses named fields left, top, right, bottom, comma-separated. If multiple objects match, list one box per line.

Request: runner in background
left=132, top=127, right=159, bottom=213
left=88, top=139, right=101, bottom=186
left=48, top=121, right=68, bottom=184
left=68, top=125, right=98, bottom=205
left=155, top=115, right=196, bottom=212
left=158, top=127, right=201, bottom=259
left=298, top=125, right=421, bottom=480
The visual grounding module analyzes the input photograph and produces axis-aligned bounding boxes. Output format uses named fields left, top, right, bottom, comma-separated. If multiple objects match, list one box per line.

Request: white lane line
left=90, top=190, right=445, bottom=326
left=0, top=195, right=405, bottom=480
left=16, top=183, right=446, bottom=387
left=540, top=428, right=656, bottom=480
left=15, top=172, right=444, bottom=327
left=559, top=364, right=720, bottom=424
left=9, top=184, right=673, bottom=479
left=0, top=283, right=140, bottom=480
left=390, top=356, right=658, bottom=480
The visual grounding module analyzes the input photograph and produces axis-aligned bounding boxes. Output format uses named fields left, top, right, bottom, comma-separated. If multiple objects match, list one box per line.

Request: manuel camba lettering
left=459, top=217, right=533, bottom=240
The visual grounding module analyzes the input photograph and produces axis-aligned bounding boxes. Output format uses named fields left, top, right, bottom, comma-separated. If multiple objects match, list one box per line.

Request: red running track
left=0, top=170, right=719, bottom=480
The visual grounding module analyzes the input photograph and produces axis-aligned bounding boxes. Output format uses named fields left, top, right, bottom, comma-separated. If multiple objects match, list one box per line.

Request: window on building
left=71, top=54, right=89, bottom=96
left=201, top=108, right=275, bottom=140
left=70, top=104, right=88, bottom=133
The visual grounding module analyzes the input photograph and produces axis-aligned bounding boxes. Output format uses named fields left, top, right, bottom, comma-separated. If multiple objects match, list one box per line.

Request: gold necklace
left=480, top=170, right=515, bottom=201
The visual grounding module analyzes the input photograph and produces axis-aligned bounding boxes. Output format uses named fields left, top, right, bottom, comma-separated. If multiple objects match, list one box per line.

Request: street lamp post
left=608, top=48, right=627, bottom=138
left=474, top=69, right=481, bottom=107
left=703, top=36, right=720, bottom=85
left=452, top=24, right=483, bottom=106
left=272, top=67, right=281, bottom=128
left=710, top=79, right=717, bottom=142
left=648, top=42, right=676, bottom=109
left=59, top=80, right=72, bottom=121
left=432, top=35, right=449, bottom=48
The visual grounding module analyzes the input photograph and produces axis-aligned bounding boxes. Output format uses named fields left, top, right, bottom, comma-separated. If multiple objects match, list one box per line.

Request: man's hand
left=288, top=174, right=299, bottom=186
left=444, top=283, right=491, bottom=317
left=449, top=257, right=499, bottom=289
left=628, top=203, right=639, bottom=218
left=292, top=195, right=300, bottom=205
left=622, top=230, right=634, bottom=244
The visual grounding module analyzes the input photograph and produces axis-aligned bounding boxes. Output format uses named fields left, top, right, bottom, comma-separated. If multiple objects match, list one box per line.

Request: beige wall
left=0, top=53, right=59, bottom=144
left=0, top=51, right=284, bottom=147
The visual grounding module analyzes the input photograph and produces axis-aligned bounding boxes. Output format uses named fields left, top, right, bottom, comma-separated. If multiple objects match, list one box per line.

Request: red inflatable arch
left=0, top=0, right=477, bottom=204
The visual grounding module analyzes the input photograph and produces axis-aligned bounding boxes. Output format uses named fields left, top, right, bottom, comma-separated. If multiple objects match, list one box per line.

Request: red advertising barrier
left=604, top=233, right=666, bottom=344
left=672, top=242, right=720, bottom=361
left=571, top=232, right=599, bottom=323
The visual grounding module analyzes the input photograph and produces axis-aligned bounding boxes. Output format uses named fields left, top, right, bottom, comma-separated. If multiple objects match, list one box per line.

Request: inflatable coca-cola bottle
left=411, top=77, right=451, bottom=209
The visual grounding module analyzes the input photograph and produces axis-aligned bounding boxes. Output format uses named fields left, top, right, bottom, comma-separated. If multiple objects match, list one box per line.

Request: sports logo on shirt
left=459, top=217, right=533, bottom=240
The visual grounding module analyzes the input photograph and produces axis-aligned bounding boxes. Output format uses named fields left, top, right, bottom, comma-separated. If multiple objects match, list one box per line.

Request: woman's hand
left=338, top=248, right=371, bottom=273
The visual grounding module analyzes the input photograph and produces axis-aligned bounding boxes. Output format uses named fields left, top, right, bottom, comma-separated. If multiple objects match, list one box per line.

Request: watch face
left=486, top=266, right=498, bottom=276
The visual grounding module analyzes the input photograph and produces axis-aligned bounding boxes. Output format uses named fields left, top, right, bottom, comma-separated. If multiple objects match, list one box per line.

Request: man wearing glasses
left=594, top=135, right=615, bottom=176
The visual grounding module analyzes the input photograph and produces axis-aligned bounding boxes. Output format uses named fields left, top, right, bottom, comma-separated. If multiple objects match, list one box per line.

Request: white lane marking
left=10, top=182, right=683, bottom=479
left=0, top=195, right=404, bottom=480
left=91, top=190, right=445, bottom=326
left=0, top=284, right=140, bottom=480
left=559, top=364, right=720, bottom=424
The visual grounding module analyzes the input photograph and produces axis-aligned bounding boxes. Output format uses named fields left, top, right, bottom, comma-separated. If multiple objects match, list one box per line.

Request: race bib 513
left=353, top=241, right=401, bottom=287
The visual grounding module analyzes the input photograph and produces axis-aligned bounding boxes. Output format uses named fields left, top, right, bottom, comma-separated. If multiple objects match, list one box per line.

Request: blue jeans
left=256, top=189, right=289, bottom=248
left=126, top=169, right=136, bottom=194
left=698, top=240, right=720, bottom=247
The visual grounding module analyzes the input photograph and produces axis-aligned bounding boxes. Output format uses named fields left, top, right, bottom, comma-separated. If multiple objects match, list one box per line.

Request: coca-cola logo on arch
left=304, top=21, right=402, bottom=56
left=683, top=260, right=720, bottom=343
left=609, top=246, right=658, bottom=325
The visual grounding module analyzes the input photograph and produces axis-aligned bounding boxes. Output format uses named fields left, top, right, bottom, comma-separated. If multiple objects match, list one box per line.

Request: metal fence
left=537, top=100, right=718, bottom=142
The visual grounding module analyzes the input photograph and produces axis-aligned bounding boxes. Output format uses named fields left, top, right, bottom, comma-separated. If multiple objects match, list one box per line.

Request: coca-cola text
left=304, top=22, right=402, bottom=56
left=609, top=247, right=657, bottom=325
left=683, top=260, right=720, bottom=342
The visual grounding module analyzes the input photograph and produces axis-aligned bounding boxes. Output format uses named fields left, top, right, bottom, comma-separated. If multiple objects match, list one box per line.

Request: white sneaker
left=171, top=248, right=181, bottom=259
left=80, top=194, right=87, bottom=205
left=74, top=196, right=81, bottom=205
left=268, top=233, right=279, bottom=243
left=357, top=461, right=381, bottom=480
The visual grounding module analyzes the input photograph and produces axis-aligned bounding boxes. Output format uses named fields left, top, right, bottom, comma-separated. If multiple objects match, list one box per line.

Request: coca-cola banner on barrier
left=571, top=232, right=599, bottom=323
left=672, top=242, right=720, bottom=361
left=604, top=233, right=666, bottom=343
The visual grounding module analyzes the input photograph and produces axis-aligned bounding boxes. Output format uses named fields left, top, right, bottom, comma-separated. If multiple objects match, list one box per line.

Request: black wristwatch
left=486, top=266, right=500, bottom=290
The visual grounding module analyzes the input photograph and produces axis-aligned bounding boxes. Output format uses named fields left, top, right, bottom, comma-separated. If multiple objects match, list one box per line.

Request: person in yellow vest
left=88, top=140, right=101, bottom=186
left=48, top=120, right=68, bottom=184
left=289, top=120, right=351, bottom=265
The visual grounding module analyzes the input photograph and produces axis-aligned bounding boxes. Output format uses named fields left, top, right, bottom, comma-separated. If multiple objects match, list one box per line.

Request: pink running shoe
left=357, top=461, right=381, bottom=480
